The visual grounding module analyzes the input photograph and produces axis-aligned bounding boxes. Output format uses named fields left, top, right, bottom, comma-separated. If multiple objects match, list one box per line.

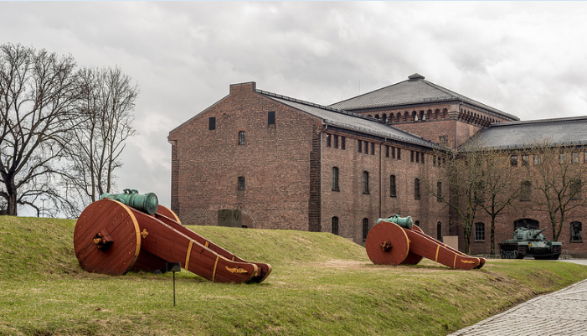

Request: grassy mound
left=1, top=217, right=587, bottom=335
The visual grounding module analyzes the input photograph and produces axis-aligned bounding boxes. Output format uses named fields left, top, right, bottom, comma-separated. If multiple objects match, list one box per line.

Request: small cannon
left=74, top=190, right=271, bottom=283
left=366, top=215, right=485, bottom=270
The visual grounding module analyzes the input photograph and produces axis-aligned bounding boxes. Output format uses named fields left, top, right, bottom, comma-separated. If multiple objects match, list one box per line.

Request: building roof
left=466, top=116, right=587, bottom=150
left=257, top=89, right=440, bottom=149
left=330, top=74, right=519, bottom=121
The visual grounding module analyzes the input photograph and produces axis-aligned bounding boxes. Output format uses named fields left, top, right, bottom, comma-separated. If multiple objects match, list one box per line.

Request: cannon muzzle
left=100, top=189, right=159, bottom=215
left=377, top=215, right=413, bottom=229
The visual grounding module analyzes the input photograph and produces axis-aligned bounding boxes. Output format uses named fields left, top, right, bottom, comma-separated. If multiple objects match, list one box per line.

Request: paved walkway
left=449, top=260, right=587, bottom=336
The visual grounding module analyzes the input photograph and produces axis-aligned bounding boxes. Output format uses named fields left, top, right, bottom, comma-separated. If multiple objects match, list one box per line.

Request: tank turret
left=498, top=227, right=562, bottom=260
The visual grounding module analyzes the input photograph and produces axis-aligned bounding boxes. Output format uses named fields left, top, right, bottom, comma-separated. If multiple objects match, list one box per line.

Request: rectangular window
left=238, top=176, right=245, bottom=191
left=522, top=155, right=529, bottom=166
left=209, top=117, right=216, bottom=130
left=238, top=131, right=246, bottom=145
left=391, top=147, right=396, bottom=159
left=510, top=155, right=518, bottom=167
left=437, top=182, right=442, bottom=202
left=364, top=141, right=368, bottom=154
left=414, top=178, right=420, bottom=200
left=571, top=222, right=582, bottom=242
left=326, top=134, right=331, bottom=147
left=560, top=153, right=566, bottom=164
left=572, top=152, right=579, bottom=163
left=520, top=181, right=531, bottom=201
left=415, top=152, right=420, bottom=163
left=411, top=151, right=414, bottom=162
left=362, top=171, right=370, bottom=194
left=385, top=145, right=389, bottom=158
left=362, top=218, right=369, bottom=241
left=397, top=148, right=401, bottom=160
left=390, top=175, right=396, bottom=197
left=334, top=135, right=339, bottom=148
left=332, top=167, right=339, bottom=191
left=341, top=137, right=346, bottom=150
left=268, top=111, right=275, bottom=125
left=370, top=143, right=375, bottom=155
left=571, top=179, right=582, bottom=200
left=433, top=155, right=437, bottom=166
left=439, top=135, right=448, bottom=145
left=358, top=140, right=362, bottom=153
left=475, top=223, right=485, bottom=241
left=534, top=155, right=542, bottom=165
left=421, top=153, right=425, bottom=164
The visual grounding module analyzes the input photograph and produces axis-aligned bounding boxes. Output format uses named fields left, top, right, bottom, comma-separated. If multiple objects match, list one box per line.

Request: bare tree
left=427, top=149, right=484, bottom=253
left=66, top=67, right=138, bottom=207
left=0, top=44, right=81, bottom=216
left=525, top=141, right=587, bottom=241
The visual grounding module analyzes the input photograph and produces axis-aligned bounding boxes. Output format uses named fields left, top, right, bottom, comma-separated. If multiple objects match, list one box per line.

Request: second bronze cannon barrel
left=100, top=189, right=159, bottom=215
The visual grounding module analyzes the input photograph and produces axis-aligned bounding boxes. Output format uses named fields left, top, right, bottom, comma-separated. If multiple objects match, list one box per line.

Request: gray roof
left=466, top=116, right=587, bottom=150
left=330, top=74, right=519, bottom=121
left=257, top=89, right=440, bottom=149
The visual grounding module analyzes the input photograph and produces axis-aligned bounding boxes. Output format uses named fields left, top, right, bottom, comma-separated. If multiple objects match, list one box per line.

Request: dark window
left=475, top=222, right=485, bottom=241
left=514, top=218, right=539, bottom=230
left=416, top=152, right=419, bottom=163
left=268, top=111, right=275, bottom=125
left=385, top=146, right=389, bottom=158
left=332, top=217, right=339, bottom=235
left=238, top=176, right=245, bottom=191
left=522, top=155, right=529, bottom=166
left=421, top=154, right=425, bottom=164
left=433, top=155, right=437, bottom=166
left=238, top=131, right=246, bottom=145
left=571, top=221, right=582, bottom=242
left=391, top=147, right=396, bottom=159
left=341, top=137, right=346, bottom=150
left=370, top=143, right=375, bottom=155
left=510, top=155, right=518, bottom=167
left=570, top=179, right=582, bottom=200
left=326, top=134, right=331, bottom=147
left=397, top=148, right=401, bottom=160
left=390, top=175, right=396, bottom=197
left=362, top=218, right=369, bottom=241
left=334, top=135, right=339, bottom=148
left=362, top=171, right=370, bottom=194
left=364, top=141, right=368, bottom=154
left=437, top=222, right=442, bottom=242
left=414, top=178, right=420, bottom=200
left=332, top=167, right=339, bottom=191
left=437, top=182, right=442, bottom=202
left=520, top=181, right=531, bottom=201
left=415, top=221, right=420, bottom=227
left=411, top=151, right=414, bottom=162
left=358, top=140, right=362, bottom=153
left=209, top=117, right=216, bottom=130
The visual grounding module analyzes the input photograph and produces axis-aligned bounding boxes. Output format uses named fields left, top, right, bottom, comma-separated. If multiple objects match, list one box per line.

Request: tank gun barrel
left=531, top=227, right=547, bottom=238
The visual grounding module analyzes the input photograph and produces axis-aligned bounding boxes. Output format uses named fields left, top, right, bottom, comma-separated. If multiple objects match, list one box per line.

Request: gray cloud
left=2, top=1, right=587, bottom=215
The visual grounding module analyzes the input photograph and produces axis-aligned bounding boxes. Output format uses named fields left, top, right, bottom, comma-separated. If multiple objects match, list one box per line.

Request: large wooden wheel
left=365, top=221, right=410, bottom=265
left=74, top=199, right=141, bottom=275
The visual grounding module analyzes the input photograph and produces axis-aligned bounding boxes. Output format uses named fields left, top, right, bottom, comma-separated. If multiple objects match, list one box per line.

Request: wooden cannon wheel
left=365, top=221, right=410, bottom=265
left=74, top=199, right=141, bottom=275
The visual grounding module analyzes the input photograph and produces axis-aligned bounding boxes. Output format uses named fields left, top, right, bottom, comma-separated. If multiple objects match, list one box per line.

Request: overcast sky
left=3, top=2, right=587, bottom=214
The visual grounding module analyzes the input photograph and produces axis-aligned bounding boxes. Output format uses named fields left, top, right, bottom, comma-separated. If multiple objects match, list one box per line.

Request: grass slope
left=1, top=217, right=587, bottom=336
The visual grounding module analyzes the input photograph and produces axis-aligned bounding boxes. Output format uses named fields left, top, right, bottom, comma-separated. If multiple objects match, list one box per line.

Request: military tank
left=498, top=227, right=562, bottom=260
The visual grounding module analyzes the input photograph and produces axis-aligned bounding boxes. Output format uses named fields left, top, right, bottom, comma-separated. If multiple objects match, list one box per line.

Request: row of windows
left=358, top=140, right=375, bottom=155
left=511, top=152, right=587, bottom=167
left=209, top=112, right=276, bottom=131
left=410, top=151, right=425, bottom=164
left=384, top=146, right=401, bottom=159
left=332, top=167, right=442, bottom=200
left=518, top=180, right=582, bottom=202
left=326, top=134, right=346, bottom=149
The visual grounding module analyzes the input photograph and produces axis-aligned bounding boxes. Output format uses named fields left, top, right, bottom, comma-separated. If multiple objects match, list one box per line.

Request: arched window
left=571, top=221, right=582, bottom=242
left=332, top=217, right=339, bottom=235
left=414, top=178, right=420, bottom=200
left=362, top=218, right=369, bottom=241
left=332, top=167, right=339, bottom=191
left=514, top=218, right=539, bottom=230
left=475, top=222, right=485, bottom=241
left=390, top=175, right=396, bottom=197
left=238, top=176, right=245, bottom=191
left=436, top=222, right=442, bottom=242
left=238, top=131, right=246, bottom=145
left=362, top=171, right=369, bottom=194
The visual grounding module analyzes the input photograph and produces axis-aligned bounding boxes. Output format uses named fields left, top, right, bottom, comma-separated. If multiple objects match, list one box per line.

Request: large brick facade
left=169, top=76, right=586, bottom=256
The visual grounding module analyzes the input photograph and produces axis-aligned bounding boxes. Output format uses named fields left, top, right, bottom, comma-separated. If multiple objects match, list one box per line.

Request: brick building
left=169, top=74, right=586, bottom=255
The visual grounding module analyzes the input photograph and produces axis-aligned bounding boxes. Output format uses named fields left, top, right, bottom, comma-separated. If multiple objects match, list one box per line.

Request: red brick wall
left=168, top=82, right=321, bottom=231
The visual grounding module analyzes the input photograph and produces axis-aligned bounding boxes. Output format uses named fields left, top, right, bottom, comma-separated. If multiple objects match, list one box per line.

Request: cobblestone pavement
left=449, top=260, right=587, bottom=336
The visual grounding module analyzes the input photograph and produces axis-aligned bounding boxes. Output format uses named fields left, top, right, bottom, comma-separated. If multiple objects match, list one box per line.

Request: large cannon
left=366, top=215, right=485, bottom=270
left=73, top=190, right=271, bottom=283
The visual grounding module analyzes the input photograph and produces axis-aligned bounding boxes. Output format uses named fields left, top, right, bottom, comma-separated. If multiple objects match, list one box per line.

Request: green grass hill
left=1, top=216, right=587, bottom=335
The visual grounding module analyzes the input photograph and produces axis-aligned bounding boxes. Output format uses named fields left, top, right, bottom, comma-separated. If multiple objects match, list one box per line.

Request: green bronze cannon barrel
left=377, top=215, right=413, bottom=229
left=100, top=189, right=159, bottom=215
